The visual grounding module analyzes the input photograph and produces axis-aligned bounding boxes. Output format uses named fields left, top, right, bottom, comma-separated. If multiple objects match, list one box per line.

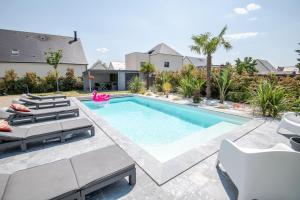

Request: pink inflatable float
left=92, top=90, right=110, bottom=102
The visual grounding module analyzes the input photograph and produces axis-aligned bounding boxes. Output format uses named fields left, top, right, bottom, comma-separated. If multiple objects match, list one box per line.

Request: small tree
left=296, top=43, right=300, bottom=70
left=140, top=62, right=156, bottom=90
left=45, top=49, right=63, bottom=92
left=235, top=57, right=258, bottom=75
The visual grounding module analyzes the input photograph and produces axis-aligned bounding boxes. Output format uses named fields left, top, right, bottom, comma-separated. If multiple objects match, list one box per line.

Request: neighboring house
left=277, top=66, right=299, bottom=74
left=255, top=59, right=277, bottom=75
left=183, top=56, right=206, bottom=68
left=82, top=60, right=139, bottom=91
left=109, top=61, right=126, bottom=70
left=0, top=29, right=88, bottom=78
left=125, top=43, right=184, bottom=71
left=255, top=59, right=297, bottom=76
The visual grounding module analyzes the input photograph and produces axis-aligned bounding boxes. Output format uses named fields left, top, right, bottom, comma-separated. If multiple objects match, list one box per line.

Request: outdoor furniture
left=277, top=112, right=300, bottom=135
left=0, top=118, right=94, bottom=151
left=216, top=139, right=300, bottom=200
left=26, top=93, right=67, bottom=100
left=70, top=145, right=136, bottom=199
left=0, top=145, right=136, bottom=200
left=6, top=106, right=79, bottom=125
left=19, top=97, right=71, bottom=109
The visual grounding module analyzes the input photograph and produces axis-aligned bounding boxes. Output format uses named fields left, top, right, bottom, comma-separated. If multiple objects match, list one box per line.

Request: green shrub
left=178, top=76, right=195, bottom=98
left=3, top=69, right=18, bottom=94
left=45, top=70, right=58, bottom=92
left=61, top=68, right=77, bottom=91
left=214, top=68, right=232, bottom=104
left=129, top=76, right=145, bottom=93
left=250, top=80, right=286, bottom=118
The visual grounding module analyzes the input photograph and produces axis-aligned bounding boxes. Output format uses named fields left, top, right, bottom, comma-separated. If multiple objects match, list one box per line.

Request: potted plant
left=162, top=82, right=172, bottom=98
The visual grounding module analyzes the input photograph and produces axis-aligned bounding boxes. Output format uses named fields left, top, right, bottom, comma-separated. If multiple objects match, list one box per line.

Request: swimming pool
left=82, top=96, right=249, bottom=162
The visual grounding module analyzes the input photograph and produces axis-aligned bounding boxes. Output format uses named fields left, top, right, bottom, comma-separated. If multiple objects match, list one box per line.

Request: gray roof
left=184, top=56, right=206, bottom=67
left=147, top=43, right=182, bottom=56
left=89, top=60, right=109, bottom=70
left=0, top=29, right=88, bottom=65
left=255, top=59, right=277, bottom=74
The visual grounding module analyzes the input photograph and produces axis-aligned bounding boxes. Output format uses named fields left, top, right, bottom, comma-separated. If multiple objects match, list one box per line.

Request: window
left=164, top=61, right=170, bottom=68
left=11, top=49, right=20, bottom=56
left=140, top=62, right=146, bottom=67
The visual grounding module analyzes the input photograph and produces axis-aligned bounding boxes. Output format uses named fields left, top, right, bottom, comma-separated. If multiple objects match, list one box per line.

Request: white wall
left=150, top=54, right=183, bottom=71
left=125, top=53, right=149, bottom=70
left=0, top=62, right=87, bottom=78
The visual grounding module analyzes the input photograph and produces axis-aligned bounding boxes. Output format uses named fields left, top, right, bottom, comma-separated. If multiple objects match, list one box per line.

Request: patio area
left=0, top=96, right=291, bottom=200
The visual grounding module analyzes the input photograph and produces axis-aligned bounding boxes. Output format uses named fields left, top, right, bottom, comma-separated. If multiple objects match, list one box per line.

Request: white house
left=0, top=29, right=88, bottom=78
left=126, top=43, right=185, bottom=71
left=125, top=43, right=207, bottom=71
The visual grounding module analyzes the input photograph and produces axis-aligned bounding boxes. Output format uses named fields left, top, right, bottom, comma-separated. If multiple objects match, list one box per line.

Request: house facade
left=125, top=43, right=185, bottom=71
left=0, top=29, right=88, bottom=78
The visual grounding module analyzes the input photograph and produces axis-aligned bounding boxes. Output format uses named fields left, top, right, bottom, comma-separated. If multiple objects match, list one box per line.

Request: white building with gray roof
left=0, top=29, right=88, bottom=78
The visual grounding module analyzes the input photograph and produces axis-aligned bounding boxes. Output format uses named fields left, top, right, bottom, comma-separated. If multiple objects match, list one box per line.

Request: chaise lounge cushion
left=0, top=174, right=10, bottom=199
left=10, top=104, right=30, bottom=112
left=60, top=118, right=93, bottom=132
left=3, top=159, right=79, bottom=200
left=25, top=123, right=62, bottom=139
left=0, top=121, right=11, bottom=132
left=70, top=145, right=135, bottom=189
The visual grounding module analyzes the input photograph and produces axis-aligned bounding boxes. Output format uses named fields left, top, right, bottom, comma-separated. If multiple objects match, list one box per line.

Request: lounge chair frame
left=80, top=167, right=136, bottom=200
left=27, top=93, right=67, bottom=100
left=20, top=98, right=71, bottom=109
left=7, top=107, right=79, bottom=125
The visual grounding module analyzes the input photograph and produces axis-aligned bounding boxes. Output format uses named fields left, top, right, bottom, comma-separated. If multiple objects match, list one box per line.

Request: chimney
left=74, top=31, right=77, bottom=41
left=69, top=31, right=78, bottom=44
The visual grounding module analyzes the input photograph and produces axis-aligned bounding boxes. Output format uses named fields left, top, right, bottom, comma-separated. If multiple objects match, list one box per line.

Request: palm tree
left=140, top=62, right=156, bottom=90
left=45, top=49, right=63, bottom=92
left=190, top=26, right=232, bottom=98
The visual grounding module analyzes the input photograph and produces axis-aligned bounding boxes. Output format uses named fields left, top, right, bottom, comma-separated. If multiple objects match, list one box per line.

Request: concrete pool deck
left=0, top=96, right=293, bottom=200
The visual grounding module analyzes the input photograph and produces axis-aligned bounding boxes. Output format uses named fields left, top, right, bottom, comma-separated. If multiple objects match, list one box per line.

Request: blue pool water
left=82, top=96, right=248, bottom=162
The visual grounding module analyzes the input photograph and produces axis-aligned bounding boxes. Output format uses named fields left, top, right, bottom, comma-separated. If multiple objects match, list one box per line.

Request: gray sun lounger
left=0, top=145, right=135, bottom=200
left=26, top=93, right=67, bottom=100
left=20, top=97, right=71, bottom=109
left=6, top=106, right=79, bottom=124
left=0, top=118, right=94, bottom=151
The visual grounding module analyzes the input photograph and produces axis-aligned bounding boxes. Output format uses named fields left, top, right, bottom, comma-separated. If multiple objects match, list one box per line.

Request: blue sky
left=0, top=0, right=299, bottom=67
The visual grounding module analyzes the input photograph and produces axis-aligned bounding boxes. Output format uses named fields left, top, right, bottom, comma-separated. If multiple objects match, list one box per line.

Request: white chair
left=216, top=139, right=300, bottom=200
left=277, top=112, right=300, bottom=135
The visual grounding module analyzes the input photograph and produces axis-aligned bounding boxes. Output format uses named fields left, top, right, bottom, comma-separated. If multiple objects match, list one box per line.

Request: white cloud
left=233, top=7, right=248, bottom=15
left=248, top=17, right=258, bottom=21
left=225, top=32, right=259, bottom=40
left=96, top=47, right=110, bottom=53
left=246, top=3, right=261, bottom=11
left=233, top=3, right=261, bottom=15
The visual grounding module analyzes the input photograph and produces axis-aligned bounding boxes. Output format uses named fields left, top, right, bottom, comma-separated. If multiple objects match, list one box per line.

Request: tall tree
left=296, top=43, right=300, bottom=70
left=190, top=26, right=232, bottom=98
left=45, top=50, right=63, bottom=92
left=140, top=62, right=156, bottom=90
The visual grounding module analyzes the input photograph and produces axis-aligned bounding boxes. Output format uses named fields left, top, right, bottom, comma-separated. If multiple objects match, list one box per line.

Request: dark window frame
left=164, top=61, right=170, bottom=68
